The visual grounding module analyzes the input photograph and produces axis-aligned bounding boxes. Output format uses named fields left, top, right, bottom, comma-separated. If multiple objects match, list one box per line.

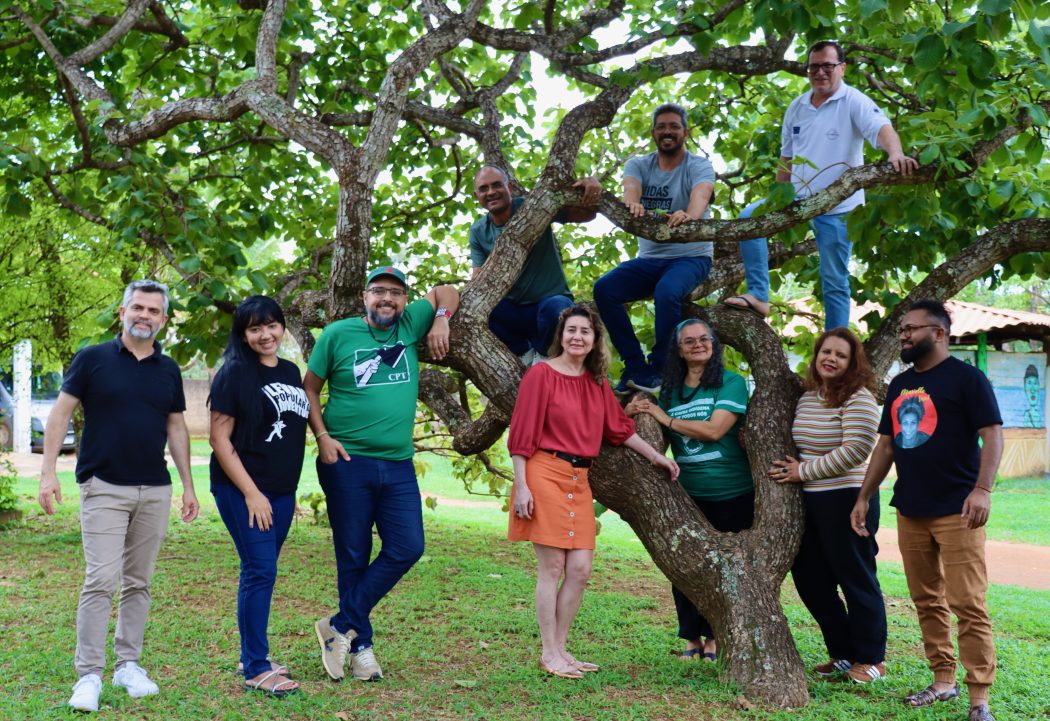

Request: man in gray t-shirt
left=594, top=103, right=715, bottom=393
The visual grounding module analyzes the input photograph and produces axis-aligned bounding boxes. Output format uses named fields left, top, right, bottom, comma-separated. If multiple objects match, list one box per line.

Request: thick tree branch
left=865, top=218, right=1050, bottom=380
left=418, top=368, right=511, bottom=455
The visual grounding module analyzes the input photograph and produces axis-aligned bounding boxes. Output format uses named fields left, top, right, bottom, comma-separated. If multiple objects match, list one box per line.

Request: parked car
left=0, top=384, right=13, bottom=451
left=0, top=372, right=76, bottom=453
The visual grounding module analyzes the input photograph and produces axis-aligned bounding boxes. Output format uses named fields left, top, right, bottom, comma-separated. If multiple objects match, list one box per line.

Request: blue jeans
left=739, top=200, right=852, bottom=330
left=593, top=256, right=711, bottom=376
left=212, top=482, right=295, bottom=679
left=738, top=200, right=770, bottom=303
left=318, top=455, right=424, bottom=651
left=812, top=214, right=851, bottom=330
left=488, top=295, right=574, bottom=356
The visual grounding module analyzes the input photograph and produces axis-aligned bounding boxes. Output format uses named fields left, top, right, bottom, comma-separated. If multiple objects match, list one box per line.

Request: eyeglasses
left=807, top=62, right=844, bottom=75
left=897, top=323, right=940, bottom=337
left=366, top=287, right=406, bottom=298
left=680, top=336, right=713, bottom=348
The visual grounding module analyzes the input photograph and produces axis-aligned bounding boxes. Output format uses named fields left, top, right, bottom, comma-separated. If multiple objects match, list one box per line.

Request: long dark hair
left=805, top=328, right=875, bottom=408
left=660, top=319, right=725, bottom=401
left=208, top=296, right=286, bottom=447
left=547, top=303, right=611, bottom=383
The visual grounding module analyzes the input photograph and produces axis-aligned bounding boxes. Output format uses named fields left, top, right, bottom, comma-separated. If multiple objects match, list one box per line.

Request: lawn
left=2, top=460, right=1048, bottom=721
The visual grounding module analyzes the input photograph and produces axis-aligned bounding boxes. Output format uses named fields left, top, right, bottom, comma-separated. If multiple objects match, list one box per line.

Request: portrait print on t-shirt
left=890, top=389, right=937, bottom=449
left=352, top=342, right=410, bottom=387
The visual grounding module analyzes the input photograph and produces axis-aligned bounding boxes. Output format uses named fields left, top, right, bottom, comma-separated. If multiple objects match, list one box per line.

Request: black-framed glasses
left=807, top=62, right=844, bottom=75
left=366, top=287, right=407, bottom=298
left=897, top=323, right=940, bottom=337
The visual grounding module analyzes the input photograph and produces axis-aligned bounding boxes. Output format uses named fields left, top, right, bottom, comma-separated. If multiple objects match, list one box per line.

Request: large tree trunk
left=586, top=304, right=810, bottom=707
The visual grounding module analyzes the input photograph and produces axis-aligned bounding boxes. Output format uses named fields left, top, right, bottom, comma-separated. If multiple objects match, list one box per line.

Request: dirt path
left=8, top=451, right=1048, bottom=590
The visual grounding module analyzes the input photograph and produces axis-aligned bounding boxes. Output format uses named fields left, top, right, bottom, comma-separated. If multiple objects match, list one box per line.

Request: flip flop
left=567, top=657, right=600, bottom=673
left=722, top=295, right=769, bottom=318
left=702, top=652, right=717, bottom=662
left=677, top=648, right=703, bottom=660
left=243, top=670, right=299, bottom=698
left=539, top=660, right=583, bottom=679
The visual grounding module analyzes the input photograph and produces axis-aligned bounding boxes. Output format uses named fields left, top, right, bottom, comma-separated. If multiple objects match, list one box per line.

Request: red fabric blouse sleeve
left=507, top=365, right=552, bottom=457
left=600, top=379, right=636, bottom=445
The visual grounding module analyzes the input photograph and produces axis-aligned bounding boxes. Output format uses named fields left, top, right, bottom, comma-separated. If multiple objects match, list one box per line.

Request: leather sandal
left=244, top=670, right=299, bottom=698
left=968, top=704, right=995, bottom=721
left=903, top=683, right=959, bottom=707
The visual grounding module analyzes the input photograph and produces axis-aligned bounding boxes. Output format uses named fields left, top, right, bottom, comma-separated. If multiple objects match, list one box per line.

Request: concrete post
left=12, top=340, right=31, bottom=453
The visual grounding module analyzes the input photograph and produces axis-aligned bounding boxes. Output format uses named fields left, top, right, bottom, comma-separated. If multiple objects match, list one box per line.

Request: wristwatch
left=434, top=307, right=451, bottom=319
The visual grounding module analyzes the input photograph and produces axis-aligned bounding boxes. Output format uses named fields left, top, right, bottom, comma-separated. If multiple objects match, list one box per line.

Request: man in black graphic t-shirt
left=851, top=299, right=1002, bottom=721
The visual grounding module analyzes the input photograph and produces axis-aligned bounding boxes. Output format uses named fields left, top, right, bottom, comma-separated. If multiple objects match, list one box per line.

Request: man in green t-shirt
left=304, top=266, right=459, bottom=682
left=469, top=165, right=602, bottom=365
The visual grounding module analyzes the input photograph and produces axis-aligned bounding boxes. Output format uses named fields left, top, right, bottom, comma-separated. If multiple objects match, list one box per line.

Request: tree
left=2, top=0, right=1048, bottom=707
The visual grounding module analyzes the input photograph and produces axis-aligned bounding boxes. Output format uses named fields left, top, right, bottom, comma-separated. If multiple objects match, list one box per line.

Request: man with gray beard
left=305, top=266, right=459, bottom=682
left=38, top=279, right=199, bottom=713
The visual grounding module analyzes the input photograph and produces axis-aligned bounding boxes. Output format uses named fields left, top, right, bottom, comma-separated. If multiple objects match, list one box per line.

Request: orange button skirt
left=508, top=451, right=595, bottom=550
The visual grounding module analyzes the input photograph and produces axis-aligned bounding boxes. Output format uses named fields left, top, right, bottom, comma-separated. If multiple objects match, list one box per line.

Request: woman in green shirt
left=626, top=318, right=754, bottom=661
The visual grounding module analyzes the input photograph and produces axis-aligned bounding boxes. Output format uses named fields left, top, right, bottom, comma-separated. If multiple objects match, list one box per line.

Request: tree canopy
left=1, top=0, right=1048, bottom=706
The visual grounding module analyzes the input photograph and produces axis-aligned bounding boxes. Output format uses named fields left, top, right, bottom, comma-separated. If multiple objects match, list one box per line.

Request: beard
left=900, top=335, right=934, bottom=364
left=124, top=318, right=157, bottom=340
left=367, top=306, right=402, bottom=329
left=656, top=134, right=683, bottom=156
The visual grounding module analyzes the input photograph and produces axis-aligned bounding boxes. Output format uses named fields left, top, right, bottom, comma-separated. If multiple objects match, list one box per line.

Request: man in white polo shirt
left=725, top=40, right=918, bottom=328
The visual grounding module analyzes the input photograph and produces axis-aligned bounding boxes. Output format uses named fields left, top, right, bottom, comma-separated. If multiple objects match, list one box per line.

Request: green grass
left=2, top=462, right=1049, bottom=720
left=874, top=475, right=1050, bottom=546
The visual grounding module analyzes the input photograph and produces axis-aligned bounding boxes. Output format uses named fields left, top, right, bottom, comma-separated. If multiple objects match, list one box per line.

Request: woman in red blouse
left=508, top=304, right=679, bottom=679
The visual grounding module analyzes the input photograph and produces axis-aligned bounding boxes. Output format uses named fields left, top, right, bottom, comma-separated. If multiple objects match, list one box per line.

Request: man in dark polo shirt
left=38, top=279, right=199, bottom=713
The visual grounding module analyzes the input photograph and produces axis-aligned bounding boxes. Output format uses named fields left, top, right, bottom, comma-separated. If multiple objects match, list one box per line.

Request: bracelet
left=316, top=431, right=330, bottom=440
left=668, top=419, right=675, bottom=431
left=974, top=485, right=992, bottom=493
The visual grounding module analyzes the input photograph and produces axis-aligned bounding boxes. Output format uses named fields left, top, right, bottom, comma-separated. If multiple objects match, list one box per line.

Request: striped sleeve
left=797, top=389, right=880, bottom=484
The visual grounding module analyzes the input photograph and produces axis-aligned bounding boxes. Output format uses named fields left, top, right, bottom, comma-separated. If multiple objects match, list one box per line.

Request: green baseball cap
left=366, top=265, right=408, bottom=288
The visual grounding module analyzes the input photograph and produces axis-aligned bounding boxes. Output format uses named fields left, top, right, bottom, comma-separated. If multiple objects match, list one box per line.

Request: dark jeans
left=318, top=455, right=425, bottom=651
left=212, top=482, right=295, bottom=679
left=593, top=256, right=712, bottom=376
left=488, top=295, right=575, bottom=356
left=791, top=488, right=887, bottom=664
left=672, top=490, right=755, bottom=641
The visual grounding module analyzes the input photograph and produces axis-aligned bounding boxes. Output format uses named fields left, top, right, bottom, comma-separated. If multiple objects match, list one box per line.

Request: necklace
left=366, top=319, right=399, bottom=345
left=677, top=380, right=702, bottom=404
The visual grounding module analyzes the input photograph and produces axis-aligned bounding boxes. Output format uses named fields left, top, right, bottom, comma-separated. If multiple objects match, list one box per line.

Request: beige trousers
left=896, top=511, right=996, bottom=703
left=75, top=477, right=171, bottom=678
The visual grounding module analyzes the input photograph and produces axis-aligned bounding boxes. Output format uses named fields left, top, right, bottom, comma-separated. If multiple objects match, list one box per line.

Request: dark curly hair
left=660, top=319, right=725, bottom=399
left=806, top=328, right=875, bottom=408
left=547, top=303, right=611, bottom=384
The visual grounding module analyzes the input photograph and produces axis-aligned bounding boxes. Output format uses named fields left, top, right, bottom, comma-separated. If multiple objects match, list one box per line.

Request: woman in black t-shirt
left=209, top=296, right=309, bottom=697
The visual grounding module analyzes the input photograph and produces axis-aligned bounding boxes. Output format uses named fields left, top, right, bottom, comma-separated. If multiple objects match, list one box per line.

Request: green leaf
left=1028, top=20, right=1049, bottom=49
left=4, top=192, right=31, bottom=216
left=919, top=145, right=941, bottom=165
left=914, top=35, right=946, bottom=70
left=860, top=0, right=887, bottom=17
left=977, top=0, right=1013, bottom=15
left=1025, top=103, right=1049, bottom=127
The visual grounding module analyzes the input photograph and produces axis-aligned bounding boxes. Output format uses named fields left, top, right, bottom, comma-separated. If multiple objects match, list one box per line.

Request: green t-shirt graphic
left=307, top=299, right=434, bottom=460
left=659, top=369, right=754, bottom=501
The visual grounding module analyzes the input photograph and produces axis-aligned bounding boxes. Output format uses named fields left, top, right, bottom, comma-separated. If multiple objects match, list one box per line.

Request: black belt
left=543, top=449, right=592, bottom=468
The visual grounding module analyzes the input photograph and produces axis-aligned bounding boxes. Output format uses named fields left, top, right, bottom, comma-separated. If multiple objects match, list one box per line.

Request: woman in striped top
left=768, top=328, right=887, bottom=685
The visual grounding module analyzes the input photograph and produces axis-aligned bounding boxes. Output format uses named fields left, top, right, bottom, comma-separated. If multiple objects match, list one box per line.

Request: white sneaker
left=68, top=673, right=102, bottom=712
left=518, top=348, right=538, bottom=367
left=112, top=662, right=159, bottom=698
left=349, top=646, right=383, bottom=681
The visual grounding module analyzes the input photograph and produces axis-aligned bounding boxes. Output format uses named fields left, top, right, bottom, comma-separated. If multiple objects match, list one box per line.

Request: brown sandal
left=903, top=684, right=959, bottom=707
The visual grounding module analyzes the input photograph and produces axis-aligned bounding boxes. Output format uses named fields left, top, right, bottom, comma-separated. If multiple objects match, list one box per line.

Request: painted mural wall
left=986, top=352, right=1045, bottom=429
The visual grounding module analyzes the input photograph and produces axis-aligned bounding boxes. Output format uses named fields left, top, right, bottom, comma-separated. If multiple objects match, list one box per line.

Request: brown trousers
left=75, top=477, right=171, bottom=678
left=896, top=511, right=995, bottom=703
